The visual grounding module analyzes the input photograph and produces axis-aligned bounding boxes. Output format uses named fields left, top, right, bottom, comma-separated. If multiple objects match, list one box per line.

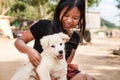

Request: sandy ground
left=0, top=36, right=120, bottom=80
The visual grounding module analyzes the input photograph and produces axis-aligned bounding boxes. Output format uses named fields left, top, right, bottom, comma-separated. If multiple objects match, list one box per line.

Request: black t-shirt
left=30, top=20, right=80, bottom=59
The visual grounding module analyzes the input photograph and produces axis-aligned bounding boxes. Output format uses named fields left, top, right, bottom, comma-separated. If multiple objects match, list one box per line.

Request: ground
left=0, top=36, right=120, bottom=80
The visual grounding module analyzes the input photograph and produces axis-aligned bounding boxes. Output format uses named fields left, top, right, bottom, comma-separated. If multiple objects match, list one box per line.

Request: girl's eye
left=64, top=14, right=79, bottom=20
left=73, top=17, right=80, bottom=20
left=64, top=14, right=69, bottom=17
left=51, top=45, right=55, bottom=48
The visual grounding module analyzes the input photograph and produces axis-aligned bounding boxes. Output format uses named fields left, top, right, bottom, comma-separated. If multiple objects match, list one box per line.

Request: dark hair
left=49, top=0, right=86, bottom=35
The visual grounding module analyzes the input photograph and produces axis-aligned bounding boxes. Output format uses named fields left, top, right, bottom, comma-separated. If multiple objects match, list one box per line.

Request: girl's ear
left=40, top=36, right=49, bottom=49
left=58, top=32, right=70, bottom=42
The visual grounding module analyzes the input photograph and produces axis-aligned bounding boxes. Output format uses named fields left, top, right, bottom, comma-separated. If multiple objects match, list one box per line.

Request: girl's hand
left=26, top=46, right=41, bottom=67
left=51, top=75, right=57, bottom=80
left=68, top=63, right=78, bottom=70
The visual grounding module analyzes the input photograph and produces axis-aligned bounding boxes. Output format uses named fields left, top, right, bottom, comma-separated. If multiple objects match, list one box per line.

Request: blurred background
left=0, top=0, right=120, bottom=80
left=0, top=0, right=120, bottom=41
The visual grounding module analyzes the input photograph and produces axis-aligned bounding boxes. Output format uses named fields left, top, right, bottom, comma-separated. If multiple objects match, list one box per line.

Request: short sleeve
left=30, top=20, right=51, bottom=39
left=69, top=32, right=80, bottom=49
left=29, top=20, right=51, bottom=53
left=65, top=32, right=80, bottom=59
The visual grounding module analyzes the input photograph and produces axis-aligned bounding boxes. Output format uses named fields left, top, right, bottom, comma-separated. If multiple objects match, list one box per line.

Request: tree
left=19, top=0, right=57, bottom=19
left=116, top=0, right=120, bottom=8
left=87, top=0, right=101, bottom=7
left=115, top=0, right=120, bottom=23
left=0, top=0, right=15, bottom=15
left=7, top=0, right=39, bottom=20
left=1, top=0, right=56, bottom=20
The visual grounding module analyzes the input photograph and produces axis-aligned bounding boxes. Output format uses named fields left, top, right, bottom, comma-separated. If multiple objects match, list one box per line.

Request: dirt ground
left=0, top=36, right=120, bottom=80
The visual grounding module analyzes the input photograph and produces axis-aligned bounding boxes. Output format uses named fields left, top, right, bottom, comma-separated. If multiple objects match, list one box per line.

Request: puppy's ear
left=58, top=32, right=70, bottom=42
left=40, top=36, right=49, bottom=49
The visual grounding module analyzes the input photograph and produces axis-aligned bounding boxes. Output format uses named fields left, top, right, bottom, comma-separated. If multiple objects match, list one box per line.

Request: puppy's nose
left=59, top=50, right=63, bottom=54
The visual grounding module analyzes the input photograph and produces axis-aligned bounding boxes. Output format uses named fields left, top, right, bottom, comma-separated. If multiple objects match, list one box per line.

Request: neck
left=66, top=29, right=73, bottom=37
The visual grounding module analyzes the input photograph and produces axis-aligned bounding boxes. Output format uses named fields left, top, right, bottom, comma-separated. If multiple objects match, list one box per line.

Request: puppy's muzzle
left=57, top=50, right=64, bottom=59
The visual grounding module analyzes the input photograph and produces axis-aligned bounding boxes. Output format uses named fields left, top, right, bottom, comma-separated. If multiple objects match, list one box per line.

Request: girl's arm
left=14, top=29, right=41, bottom=67
left=66, top=48, right=76, bottom=63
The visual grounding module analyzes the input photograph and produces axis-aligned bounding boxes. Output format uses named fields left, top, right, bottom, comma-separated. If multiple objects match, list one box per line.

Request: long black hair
left=49, top=0, right=86, bottom=35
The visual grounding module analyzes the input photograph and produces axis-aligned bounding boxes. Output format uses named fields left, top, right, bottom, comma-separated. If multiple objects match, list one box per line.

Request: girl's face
left=59, top=6, right=80, bottom=31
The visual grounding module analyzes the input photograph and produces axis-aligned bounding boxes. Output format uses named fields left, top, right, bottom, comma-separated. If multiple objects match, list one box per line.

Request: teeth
left=64, top=24, right=70, bottom=27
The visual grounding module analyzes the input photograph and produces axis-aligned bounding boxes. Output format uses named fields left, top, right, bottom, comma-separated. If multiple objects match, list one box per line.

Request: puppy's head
left=40, top=32, right=69, bottom=59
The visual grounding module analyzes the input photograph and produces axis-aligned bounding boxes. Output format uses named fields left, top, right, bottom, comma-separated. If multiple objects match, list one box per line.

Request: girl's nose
left=67, top=17, right=73, bottom=23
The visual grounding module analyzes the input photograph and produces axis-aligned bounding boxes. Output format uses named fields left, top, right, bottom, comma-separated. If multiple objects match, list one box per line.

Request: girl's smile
left=59, top=6, right=81, bottom=30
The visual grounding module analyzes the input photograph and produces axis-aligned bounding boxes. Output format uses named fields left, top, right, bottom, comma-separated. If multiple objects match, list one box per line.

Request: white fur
left=11, top=32, right=69, bottom=80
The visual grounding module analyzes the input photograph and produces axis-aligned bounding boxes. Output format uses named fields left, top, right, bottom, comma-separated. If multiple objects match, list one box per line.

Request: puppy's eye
left=51, top=45, right=55, bottom=48
left=60, top=43, right=62, bottom=45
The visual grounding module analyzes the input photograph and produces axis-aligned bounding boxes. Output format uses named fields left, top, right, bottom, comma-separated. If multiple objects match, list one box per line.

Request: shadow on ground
left=0, top=60, right=27, bottom=80
left=72, top=54, right=120, bottom=80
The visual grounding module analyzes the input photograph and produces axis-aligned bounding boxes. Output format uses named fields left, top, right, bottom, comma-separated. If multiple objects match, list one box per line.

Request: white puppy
left=11, top=32, right=69, bottom=80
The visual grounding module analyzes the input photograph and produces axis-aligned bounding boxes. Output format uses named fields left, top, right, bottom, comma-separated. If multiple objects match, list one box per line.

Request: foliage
left=116, top=0, right=120, bottom=8
left=8, top=1, right=25, bottom=16
left=7, top=1, right=40, bottom=20
left=1, top=0, right=56, bottom=20
left=101, top=18, right=118, bottom=28
left=87, top=0, right=101, bottom=7
left=0, top=0, right=15, bottom=15
left=29, top=0, right=57, bottom=19
left=1, top=0, right=102, bottom=20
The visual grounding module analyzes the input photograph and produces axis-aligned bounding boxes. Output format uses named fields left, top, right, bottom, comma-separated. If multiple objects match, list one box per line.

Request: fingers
left=33, top=62, right=39, bottom=67
left=29, top=53, right=41, bottom=67
left=32, top=58, right=41, bottom=67
left=51, top=75, right=57, bottom=80
left=26, top=47, right=42, bottom=67
left=32, top=68, right=40, bottom=80
left=68, top=64, right=78, bottom=69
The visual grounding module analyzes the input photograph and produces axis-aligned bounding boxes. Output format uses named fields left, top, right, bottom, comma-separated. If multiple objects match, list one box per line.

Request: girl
left=14, top=0, right=95, bottom=80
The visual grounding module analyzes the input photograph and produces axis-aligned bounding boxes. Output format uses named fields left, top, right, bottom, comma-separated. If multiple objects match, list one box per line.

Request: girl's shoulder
left=31, top=19, right=51, bottom=27
left=30, top=19, right=51, bottom=31
left=30, top=19, right=51, bottom=39
left=37, top=19, right=51, bottom=24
